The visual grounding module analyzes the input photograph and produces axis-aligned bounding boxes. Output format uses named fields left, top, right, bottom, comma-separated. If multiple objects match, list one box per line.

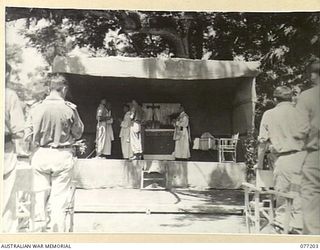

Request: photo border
left=1, top=0, right=320, bottom=243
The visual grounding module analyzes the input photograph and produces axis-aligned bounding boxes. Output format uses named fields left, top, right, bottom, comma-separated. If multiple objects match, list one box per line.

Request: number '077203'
left=300, top=244, right=319, bottom=248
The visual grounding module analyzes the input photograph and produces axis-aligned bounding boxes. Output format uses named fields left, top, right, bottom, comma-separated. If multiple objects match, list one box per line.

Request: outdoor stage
left=74, top=159, right=247, bottom=190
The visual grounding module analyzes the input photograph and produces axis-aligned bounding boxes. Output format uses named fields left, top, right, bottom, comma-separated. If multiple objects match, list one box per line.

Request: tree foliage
left=5, top=8, right=320, bottom=169
left=5, top=43, right=29, bottom=100
left=5, top=8, right=320, bottom=121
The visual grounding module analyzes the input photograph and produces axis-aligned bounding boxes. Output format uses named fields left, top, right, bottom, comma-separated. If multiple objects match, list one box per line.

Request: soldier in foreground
left=257, top=86, right=307, bottom=234
left=25, top=74, right=84, bottom=232
left=296, top=60, right=320, bottom=235
left=3, top=63, right=25, bottom=232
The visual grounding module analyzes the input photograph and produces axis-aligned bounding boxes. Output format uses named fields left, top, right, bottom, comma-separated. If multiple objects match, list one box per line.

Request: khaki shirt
left=296, top=85, right=320, bottom=151
left=259, top=101, right=306, bottom=154
left=25, top=92, right=84, bottom=147
left=4, top=88, right=25, bottom=175
left=5, top=88, right=25, bottom=137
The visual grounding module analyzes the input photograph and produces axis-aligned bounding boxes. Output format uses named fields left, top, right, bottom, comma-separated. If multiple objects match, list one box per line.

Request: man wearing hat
left=258, top=86, right=307, bottom=233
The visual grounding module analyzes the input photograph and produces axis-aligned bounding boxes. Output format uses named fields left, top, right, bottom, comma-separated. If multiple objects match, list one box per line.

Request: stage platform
left=74, top=159, right=247, bottom=190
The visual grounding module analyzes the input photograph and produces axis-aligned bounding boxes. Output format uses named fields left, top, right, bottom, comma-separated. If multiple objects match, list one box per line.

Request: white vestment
left=96, top=107, right=114, bottom=156
left=119, top=111, right=133, bottom=159
left=130, top=122, right=142, bottom=154
left=173, top=111, right=191, bottom=159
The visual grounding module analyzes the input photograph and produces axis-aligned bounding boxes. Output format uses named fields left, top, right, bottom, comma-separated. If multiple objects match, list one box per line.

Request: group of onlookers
left=257, top=60, right=320, bottom=235
left=4, top=66, right=84, bottom=232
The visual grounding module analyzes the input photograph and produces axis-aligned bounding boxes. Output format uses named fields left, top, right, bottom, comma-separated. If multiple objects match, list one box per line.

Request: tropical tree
left=6, top=8, right=320, bottom=117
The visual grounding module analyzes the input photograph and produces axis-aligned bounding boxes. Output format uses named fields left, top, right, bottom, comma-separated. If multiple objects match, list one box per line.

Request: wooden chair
left=218, top=133, right=239, bottom=162
left=140, top=161, right=167, bottom=190
left=242, top=170, right=296, bottom=234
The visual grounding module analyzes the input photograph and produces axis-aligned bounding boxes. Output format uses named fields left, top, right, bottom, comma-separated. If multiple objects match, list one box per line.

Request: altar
left=144, top=129, right=175, bottom=160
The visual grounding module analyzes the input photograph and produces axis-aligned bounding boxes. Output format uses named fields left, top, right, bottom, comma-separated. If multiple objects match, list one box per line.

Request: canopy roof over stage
left=52, top=55, right=260, bottom=160
left=52, top=55, right=260, bottom=80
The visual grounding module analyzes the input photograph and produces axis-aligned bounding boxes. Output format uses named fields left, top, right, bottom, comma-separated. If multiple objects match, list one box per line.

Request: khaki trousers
left=31, top=147, right=75, bottom=232
left=2, top=164, right=17, bottom=232
left=273, top=151, right=307, bottom=230
left=2, top=142, right=18, bottom=233
left=301, top=150, right=320, bottom=235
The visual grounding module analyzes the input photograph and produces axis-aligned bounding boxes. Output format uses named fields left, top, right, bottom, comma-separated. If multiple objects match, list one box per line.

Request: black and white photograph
left=3, top=6, right=320, bottom=236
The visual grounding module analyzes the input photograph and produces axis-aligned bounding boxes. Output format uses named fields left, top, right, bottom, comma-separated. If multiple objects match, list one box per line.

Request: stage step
left=75, top=204, right=243, bottom=215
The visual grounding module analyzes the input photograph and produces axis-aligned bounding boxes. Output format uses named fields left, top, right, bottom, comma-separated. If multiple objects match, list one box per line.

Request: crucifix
left=146, top=103, right=161, bottom=128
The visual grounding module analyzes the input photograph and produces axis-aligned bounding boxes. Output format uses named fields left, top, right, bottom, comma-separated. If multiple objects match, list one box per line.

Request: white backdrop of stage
left=74, top=159, right=247, bottom=190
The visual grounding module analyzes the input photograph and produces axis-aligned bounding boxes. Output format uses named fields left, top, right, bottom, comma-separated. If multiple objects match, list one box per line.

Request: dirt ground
left=74, top=213, right=248, bottom=233
left=73, top=188, right=248, bottom=233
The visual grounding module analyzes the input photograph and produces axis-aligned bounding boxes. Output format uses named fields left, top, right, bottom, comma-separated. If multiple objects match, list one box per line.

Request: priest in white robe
left=173, top=105, right=191, bottom=160
left=96, top=100, right=114, bottom=157
left=129, top=100, right=144, bottom=160
left=119, top=104, right=133, bottom=159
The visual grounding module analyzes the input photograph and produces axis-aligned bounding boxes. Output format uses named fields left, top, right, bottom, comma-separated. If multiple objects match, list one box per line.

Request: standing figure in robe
left=119, top=104, right=133, bottom=159
left=96, top=99, right=114, bottom=157
left=173, top=105, right=191, bottom=160
left=129, top=100, right=144, bottom=160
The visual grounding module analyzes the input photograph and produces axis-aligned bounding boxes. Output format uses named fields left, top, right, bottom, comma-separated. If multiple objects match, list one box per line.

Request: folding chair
left=218, top=133, right=239, bottom=162
left=16, top=179, right=77, bottom=232
left=242, top=170, right=296, bottom=234
left=16, top=187, right=50, bottom=232
left=15, top=164, right=50, bottom=232
left=64, top=181, right=77, bottom=232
